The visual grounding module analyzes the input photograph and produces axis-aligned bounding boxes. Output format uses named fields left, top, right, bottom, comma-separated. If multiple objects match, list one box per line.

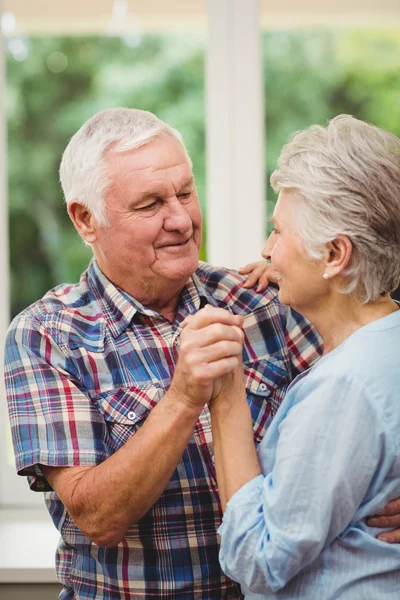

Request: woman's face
left=262, top=190, right=328, bottom=313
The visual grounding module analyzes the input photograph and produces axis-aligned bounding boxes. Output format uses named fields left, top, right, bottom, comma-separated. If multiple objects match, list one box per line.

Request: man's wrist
left=165, top=383, right=206, bottom=421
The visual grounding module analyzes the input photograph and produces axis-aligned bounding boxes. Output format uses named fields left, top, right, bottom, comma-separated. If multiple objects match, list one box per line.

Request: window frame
left=206, top=0, right=265, bottom=269
left=0, top=0, right=265, bottom=508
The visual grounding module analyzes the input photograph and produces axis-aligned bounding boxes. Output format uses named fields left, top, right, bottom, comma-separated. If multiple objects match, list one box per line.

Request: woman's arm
left=239, top=260, right=280, bottom=292
left=216, top=373, right=390, bottom=594
left=210, top=365, right=261, bottom=512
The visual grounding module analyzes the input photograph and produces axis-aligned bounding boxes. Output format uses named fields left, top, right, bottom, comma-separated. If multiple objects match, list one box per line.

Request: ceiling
left=260, top=0, right=400, bottom=27
left=2, top=0, right=206, bottom=35
left=2, top=0, right=400, bottom=35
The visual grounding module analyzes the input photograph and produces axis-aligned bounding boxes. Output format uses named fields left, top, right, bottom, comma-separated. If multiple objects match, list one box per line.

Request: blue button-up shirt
left=219, top=310, right=400, bottom=599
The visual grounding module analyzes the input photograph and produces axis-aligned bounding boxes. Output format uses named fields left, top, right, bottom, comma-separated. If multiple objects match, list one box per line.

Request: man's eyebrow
left=137, top=188, right=165, bottom=201
left=180, top=176, right=195, bottom=189
left=137, top=177, right=195, bottom=201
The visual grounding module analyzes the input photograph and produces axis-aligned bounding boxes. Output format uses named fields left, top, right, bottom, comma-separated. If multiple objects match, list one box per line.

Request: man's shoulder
left=196, top=261, right=281, bottom=315
left=7, top=273, right=104, bottom=350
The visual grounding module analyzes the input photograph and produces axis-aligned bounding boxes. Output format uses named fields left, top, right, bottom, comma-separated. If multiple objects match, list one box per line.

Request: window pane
left=261, top=21, right=400, bottom=300
left=5, top=2, right=206, bottom=319
left=262, top=27, right=400, bottom=231
left=2, top=0, right=205, bottom=505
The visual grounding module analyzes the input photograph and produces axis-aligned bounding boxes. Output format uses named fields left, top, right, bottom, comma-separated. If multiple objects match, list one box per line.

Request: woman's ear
left=324, top=234, right=352, bottom=278
left=67, top=201, right=99, bottom=244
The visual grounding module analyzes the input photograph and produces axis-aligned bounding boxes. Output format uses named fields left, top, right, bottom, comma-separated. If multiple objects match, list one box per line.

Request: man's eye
left=178, top=191, right=192, bottom=200
left=140, top=201, right=158, bottom=211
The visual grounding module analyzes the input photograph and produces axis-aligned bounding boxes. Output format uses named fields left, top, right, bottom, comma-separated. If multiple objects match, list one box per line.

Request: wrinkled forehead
left=108, top=133, right=191, bottom=174
left=104, top=135, right=195, bottom=201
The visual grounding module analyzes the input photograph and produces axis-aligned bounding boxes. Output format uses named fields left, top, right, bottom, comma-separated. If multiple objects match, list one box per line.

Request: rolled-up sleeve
left=5, top=315, right=109, bottom=491
left=218, top=373, right=388, bottom=594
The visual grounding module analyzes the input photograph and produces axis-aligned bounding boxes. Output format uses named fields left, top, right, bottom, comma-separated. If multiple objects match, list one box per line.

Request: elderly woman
left=206, top=115, right=400, bottom=598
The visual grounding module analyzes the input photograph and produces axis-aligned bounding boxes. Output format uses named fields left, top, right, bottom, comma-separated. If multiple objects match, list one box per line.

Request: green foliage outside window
left=7, top=34, right=205, bottom=317
left=263, top=29, right=400, bottom=232
left=6, top=29, right=400, bottom=317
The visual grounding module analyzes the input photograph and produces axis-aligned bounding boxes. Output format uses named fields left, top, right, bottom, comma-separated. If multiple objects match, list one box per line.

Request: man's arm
left=6, top=309, right=243, bottom=547
left=42, top=390, right=204, bottom=546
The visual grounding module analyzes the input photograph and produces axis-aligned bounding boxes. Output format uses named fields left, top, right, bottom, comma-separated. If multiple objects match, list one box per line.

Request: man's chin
left=156, top=255, right=199, bottom=281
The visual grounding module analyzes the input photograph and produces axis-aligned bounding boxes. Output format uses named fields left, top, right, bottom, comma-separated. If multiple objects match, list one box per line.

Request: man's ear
left=67, top=201, right=99, bottom=244
left=324, top=234, right=352, bottom=277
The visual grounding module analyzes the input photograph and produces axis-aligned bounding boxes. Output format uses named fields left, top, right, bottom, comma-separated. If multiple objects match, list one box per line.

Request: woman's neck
left=302, top=294, right=399, bottom=355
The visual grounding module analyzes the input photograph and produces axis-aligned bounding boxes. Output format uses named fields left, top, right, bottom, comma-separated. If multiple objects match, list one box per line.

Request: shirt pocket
left=95, top=384, right=164, bottom=452
left=244, top=358, right=288, bottom=443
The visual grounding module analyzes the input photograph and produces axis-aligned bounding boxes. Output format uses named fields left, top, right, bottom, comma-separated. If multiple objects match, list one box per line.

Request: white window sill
left=0, top=508, right=60, bottom=583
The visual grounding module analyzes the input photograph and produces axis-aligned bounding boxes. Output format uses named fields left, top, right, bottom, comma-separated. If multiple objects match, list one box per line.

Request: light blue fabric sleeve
left=218, top=373, right=393, bottom=594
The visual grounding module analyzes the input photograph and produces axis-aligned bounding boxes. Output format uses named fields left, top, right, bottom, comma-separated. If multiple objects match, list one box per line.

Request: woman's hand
left=210, top=362, right=246, bottom=417
left=239, top=260, right=280, bottom=293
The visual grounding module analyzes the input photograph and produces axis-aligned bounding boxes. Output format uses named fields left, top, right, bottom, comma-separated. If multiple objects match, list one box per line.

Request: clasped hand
left=171, top=305, right=244, bottom=411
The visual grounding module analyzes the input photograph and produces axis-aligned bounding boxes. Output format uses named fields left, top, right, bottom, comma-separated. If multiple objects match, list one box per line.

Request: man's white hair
left=271, top=114, right=400, bottom=303
left=59, top=107, right=192, bottom=225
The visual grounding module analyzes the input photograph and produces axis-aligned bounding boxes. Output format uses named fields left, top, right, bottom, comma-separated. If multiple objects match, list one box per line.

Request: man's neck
left=133, top=274, right=193, bottom=322
left=93, top=258, right=193, bottom=322
left=146, top=289, right=184, bottom=322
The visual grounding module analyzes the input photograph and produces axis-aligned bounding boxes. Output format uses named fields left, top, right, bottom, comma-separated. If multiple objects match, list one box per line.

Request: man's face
left=92, top=134, right=202, bottom=300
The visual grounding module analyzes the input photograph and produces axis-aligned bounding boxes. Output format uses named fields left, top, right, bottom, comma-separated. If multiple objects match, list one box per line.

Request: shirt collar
left=86, top=259, right=218, bottom=337
left=174, top=271, right=220, bottom=323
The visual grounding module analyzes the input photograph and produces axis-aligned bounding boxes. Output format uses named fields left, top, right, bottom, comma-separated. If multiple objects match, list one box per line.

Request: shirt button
left=211, top=455, right=215, bottom=464
left=259, top=383, right=267, bottom=391
left=128, top=411, right=138, bottom=421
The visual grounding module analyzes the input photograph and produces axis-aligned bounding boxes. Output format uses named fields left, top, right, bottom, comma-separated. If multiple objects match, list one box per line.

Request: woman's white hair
left=271, top=114, right=400, bottom=303
left=59, top=107, right=192, bottom=225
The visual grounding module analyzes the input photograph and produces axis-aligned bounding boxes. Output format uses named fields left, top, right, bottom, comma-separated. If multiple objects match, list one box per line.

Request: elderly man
left=4, top=108, right=399, bottom=600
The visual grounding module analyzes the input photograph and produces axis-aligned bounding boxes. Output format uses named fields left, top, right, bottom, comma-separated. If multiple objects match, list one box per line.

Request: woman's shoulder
left=331, top=322, right=398, bottom=386
left=294, top=326, right=400, bottom=429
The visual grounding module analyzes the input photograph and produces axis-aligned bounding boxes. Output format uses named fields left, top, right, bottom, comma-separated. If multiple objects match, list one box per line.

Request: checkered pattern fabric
left=5, top=259, right=322, bottom=599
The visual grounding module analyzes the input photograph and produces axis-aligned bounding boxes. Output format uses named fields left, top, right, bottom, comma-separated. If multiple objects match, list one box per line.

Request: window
left=3, top=0, right=399, bottom=510
left=5, top=3, right=206, bottom=320
left=0, top=0, right=264, bottom=510
left=260, top=1, right=400, bottom=234
left=261, top=2, right=400, bottom=301
left=1, top=0, right=207, bottom=507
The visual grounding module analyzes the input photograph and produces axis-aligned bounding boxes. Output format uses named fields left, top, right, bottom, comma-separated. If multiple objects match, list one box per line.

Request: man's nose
left=262, top=232, right=275, bottom=260
left=163, top=199, right=192, bottom=232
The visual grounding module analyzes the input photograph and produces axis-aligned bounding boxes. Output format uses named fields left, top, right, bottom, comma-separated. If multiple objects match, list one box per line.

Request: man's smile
left=156, top=237, right=191, bottom=249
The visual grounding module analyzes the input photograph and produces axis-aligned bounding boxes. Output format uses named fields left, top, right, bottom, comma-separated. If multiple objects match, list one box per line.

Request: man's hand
left=239, top=260, right=280, bottom=293
left=171, top=305, right=244, bottom=411
left=367, top=498, right=400, bottom=543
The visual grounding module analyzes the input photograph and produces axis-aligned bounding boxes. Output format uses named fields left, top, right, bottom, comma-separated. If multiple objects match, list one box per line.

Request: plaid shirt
left=5, top=259, right=322, bottom=599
